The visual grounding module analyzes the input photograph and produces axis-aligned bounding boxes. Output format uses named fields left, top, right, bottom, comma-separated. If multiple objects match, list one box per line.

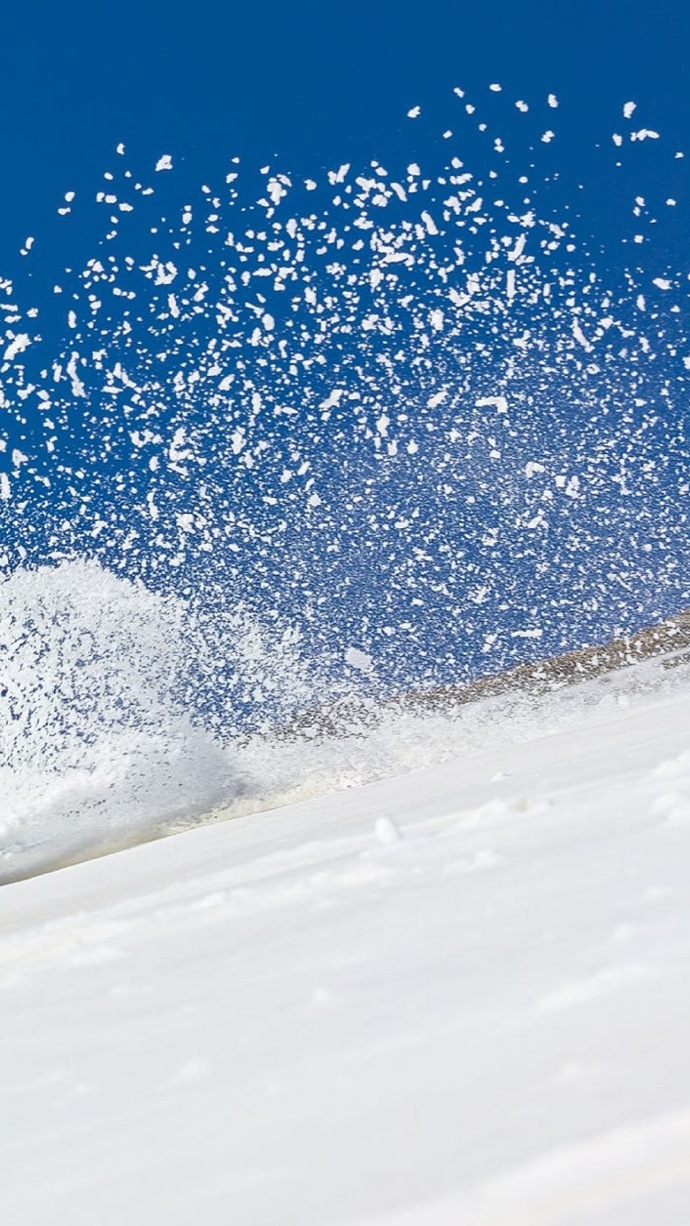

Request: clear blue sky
left=2, top=0, right=689, bottom=257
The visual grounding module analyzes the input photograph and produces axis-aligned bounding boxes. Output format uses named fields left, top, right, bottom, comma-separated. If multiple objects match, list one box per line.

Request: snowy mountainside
left=2, top=663, right=690, bottom=1225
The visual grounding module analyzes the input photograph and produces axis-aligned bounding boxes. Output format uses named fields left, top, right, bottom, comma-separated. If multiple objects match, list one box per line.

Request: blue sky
left=2, top=0, right=689, bottom=260
left=2, top=1, right=690, bottom=702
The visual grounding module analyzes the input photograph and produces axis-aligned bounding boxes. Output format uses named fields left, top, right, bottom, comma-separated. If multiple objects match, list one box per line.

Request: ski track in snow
left=3, top=674, right=690, bottom=1224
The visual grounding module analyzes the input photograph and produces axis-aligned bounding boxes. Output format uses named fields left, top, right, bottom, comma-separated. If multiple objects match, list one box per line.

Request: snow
left=2, top=77, right=690, bottom=1223
left=3, top=332, right=31, bottom=362
left=3, top=666, right=690, bottom=1224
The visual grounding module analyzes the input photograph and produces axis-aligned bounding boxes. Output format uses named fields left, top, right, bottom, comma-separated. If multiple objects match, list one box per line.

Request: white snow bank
left=2, top=676, right=690, bottom=1223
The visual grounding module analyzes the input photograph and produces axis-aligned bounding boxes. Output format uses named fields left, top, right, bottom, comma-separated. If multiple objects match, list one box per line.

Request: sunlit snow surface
left=3, top=669, right=690, bottom=1224
left=1, top=85, right=689, bottom=863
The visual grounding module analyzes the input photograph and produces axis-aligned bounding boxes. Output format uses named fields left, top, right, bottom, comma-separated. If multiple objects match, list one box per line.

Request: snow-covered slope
left=3, top=672, right=690, bottom=1225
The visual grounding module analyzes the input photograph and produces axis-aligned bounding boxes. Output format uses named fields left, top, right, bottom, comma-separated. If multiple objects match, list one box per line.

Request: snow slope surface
left=3, top=677, right=690, bottom=1225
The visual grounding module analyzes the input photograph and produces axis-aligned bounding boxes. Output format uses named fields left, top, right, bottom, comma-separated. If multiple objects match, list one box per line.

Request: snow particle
left=374, top=816, right=402, bottom=845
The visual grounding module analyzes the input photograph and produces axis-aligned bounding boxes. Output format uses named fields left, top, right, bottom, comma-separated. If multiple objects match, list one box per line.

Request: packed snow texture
left=3, top=668, right=690, bottom=1224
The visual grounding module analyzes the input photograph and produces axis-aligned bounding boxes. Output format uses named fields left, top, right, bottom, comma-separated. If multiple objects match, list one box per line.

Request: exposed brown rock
left=278, top=609, right=690, bottom=740
left=399, top=609, right=690, bottom=717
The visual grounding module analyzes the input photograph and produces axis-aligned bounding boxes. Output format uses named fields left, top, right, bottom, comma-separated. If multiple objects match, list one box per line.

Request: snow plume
left=2, top=94, right=688, bottom=695
left=3, top=558, right=690, bottom=883
left=0, top=560, right=319, bottom=879
left=0, top=84, right=689, bottom=871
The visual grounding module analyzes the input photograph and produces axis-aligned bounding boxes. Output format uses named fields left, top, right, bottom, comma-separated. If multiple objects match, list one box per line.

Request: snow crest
left=0, top=561, right=231, bottom=875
